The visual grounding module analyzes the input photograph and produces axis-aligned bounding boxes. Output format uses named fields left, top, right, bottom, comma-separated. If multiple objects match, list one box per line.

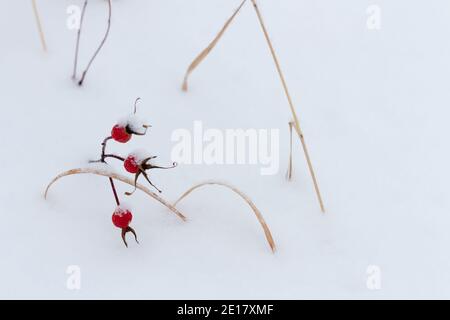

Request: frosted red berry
left=112, top=207, right=133, bottom=229
left=111, top=125, right=131, bottom=143
left=124, top=155, right=140, bottom=174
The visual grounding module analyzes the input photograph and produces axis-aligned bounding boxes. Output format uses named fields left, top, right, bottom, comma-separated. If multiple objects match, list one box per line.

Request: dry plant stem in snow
left=72, top=0, right=88, bottom=79
left=73, top=0, right=112, bottom=86
left=45, top=173, right=275, bottom=253
left=286, top=121, right=294, bottom=180
left=173, top=181, right=276, bottom=253
left=31, top=0, right=47, bottom=52
left=182, top=0, right=248, bottom=91
left=182, top=0, right=325, bottom=212
left=251, top=0, right=325, bottom=212
left=44, top=168, right=187, bottom=222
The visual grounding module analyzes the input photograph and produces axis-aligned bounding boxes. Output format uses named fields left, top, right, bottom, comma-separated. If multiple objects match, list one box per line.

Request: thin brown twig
left=182, top=0, right=248, bottom=91
left=78, top=0, right=112, bottom=86
left=109, top=177, right=120, bottom=206
left=72, top=0, right=88, bottom=79
left=31, top=0, right=47, bottom=52
left=100, top=136, right=112, bottom=162
left=44, top=168, right=187, bottom=222
left=250, top=0, right=325, bottom=212
left=173, top=181, right=276, bottom=253
left=104, top=154, right=126, bottom=162
left=98, top=135, right=123, bottom=206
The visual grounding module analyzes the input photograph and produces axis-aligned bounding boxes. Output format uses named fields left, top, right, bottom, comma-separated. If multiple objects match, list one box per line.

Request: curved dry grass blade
left=31, top=0, right=47, bottom=52
left=182, top=0, right=248, bottom=91
left=173, top=181, right=276, bottom=253
left=44, top=168, right=187, bottom=221
left=78, top=0, right=112, bottom=86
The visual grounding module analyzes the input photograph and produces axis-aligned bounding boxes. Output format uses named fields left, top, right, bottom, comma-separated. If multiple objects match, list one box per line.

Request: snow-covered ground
left=1, top=0, right=450, bottom=299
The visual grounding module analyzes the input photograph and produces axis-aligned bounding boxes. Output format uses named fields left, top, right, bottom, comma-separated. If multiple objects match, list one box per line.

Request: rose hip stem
left=100, top=135, right=123, bottom=206
left=109, top=177, right=120, bottom=206
left=104, top=154, right=126, bottom=162
left=101, top=136, right=112, bottom=162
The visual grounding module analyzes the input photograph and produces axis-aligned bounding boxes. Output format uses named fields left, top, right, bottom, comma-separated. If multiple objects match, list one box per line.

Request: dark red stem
left=109, top=177, right=120, bottom=206
left=100, top=135, right=120, bottom=206
left=104, top=154, right=125, bottom=162
left=101, top=136, right=113, bottom=162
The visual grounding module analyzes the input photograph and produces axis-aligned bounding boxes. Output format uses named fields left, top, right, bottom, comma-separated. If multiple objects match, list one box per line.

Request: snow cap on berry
left=117, top=114, right=149, bottom=135
left=128, top=149, right=152, bottom=164
left=114, top=203, right=132, bottom=216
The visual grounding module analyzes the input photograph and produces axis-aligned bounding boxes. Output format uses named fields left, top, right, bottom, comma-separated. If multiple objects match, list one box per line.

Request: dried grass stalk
left=182, top=0, right=248, bottom=91
left=286, top=121, right=294, bottom=180
left=181, top=0, right=325, bottom=212
left=44, top=168, right=187, bottom=221
left=173, top=181, right=276, bottom=253
left=251, top=0, right=325, bottom=212
left=31, top=0, right=47, bottom=52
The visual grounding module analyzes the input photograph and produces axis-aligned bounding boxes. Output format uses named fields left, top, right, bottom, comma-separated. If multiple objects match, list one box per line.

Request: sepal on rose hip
left=125, top=155, right=178, bottom=195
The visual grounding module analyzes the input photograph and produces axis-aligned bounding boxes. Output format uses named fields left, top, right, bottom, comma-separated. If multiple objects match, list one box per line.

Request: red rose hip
left=111, top=125, right=131, bottom=143
left=112, top=207, right=133, bottom=229
left=124, top=155, right=140, bottom=174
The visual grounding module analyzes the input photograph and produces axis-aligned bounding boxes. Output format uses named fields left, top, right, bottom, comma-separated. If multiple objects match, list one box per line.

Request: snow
left=114, top=203, right=132, bottom=216
left=118, top=114, right=148, bottom=135
left=1, top=0, right=450, bottom=299
left=128, top=149, right=152, bottom=164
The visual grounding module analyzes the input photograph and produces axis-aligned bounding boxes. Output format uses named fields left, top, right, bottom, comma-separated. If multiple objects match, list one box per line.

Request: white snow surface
left=1, top=0, right=450, bottom=299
